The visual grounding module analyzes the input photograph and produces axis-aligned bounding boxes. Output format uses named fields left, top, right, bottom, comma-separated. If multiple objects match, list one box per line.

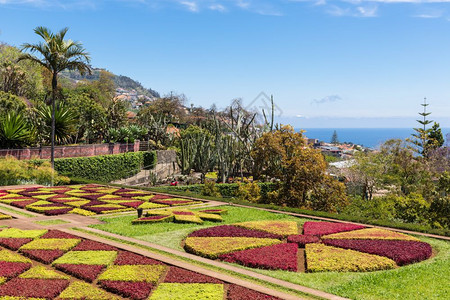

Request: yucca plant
left=0, top=113, right=34, bottom=148
left=36, top=103, right=77, bottom=145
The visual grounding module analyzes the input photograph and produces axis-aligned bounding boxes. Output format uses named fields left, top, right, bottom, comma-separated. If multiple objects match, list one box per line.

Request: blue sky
left=1, top=0, right=450, bottom=128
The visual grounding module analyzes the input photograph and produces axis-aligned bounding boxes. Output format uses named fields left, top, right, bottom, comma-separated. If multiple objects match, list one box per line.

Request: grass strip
left=33, top=219, right=70, bottom=226
left=0, top=204, right=35, bottom=218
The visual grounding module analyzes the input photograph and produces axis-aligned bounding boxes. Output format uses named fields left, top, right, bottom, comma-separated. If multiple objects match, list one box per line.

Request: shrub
left=52, top=251, right=117, bottom=265
left=220, top=243, right=298, bottom=271
left=235, top=182, right=261, bottom=202
left=99, top=280, right=154, bottom=300
left=392, top=193, right=431, bottom=224
left=0, top=250, right=32, bottom=263
left=0, top=228, right=47, bottom=239
left=31, top=151, right=156, bottom=182
left=302, top=221, right=365, bottom=236
left=40, top=230, right=79, bottom=239
left=0, top=238, right=33, bottom=250
left=0, top=261, right=31, bottom=278
left=20, top=250, right=65, bottom=264
left=305, top=243, right=396, bottom=272
left=18, top=266, right=70, bottom=280
left=201, top=181, right=221, bottom=197
left=19, top=238, right=81, bottom=251
left=71, top=240, right=118, bottom=251
left=54, top=264, right=106, bottom=282
left=323, top=239, right=432, bottom=266
left=184, top=237, right=281, bottom=259
left=0, top=278, right=69, bottom=299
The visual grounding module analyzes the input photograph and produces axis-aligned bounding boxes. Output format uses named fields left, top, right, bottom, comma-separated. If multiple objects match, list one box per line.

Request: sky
left=1, top=0, right=450, bottom=128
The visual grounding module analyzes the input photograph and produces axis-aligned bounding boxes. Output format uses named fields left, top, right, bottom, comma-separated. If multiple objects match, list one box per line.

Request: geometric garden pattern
left=0, top=184, right=203, bottom=216
left=0, top=227, right=281, bottom=299
left=185, top=221, right=433, bottom=273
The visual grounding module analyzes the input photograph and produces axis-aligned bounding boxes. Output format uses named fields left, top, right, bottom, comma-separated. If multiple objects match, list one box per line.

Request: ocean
left=297, top=128, right=450, bottom=148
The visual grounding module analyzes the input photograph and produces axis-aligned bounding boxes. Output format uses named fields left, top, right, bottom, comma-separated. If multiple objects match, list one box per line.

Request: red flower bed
left=80, top=200, right=104, bottom=207
left=119, top=201, right=144, bottom=208
left=112, top=188, right=136, bottom=194
left=137, top=216, right=167, bottom=220
left=0, top=261, right=31, bottom=278
left=287, top=234, right=321, bottom=247
left=220, top=243, right=298, bottom=271
left=188, top=225, right=282, bottom=239
left=303, top=221, right=365, bottom=236
left=99, top=280, right=154, bottom=300
left=10, top=200, right=37, bottom=208
left=72, top=240, right=118, bottom=251
left=80, top=194, right=106, bottom=201
left=43, top=208, right=73, bottom=216
left=227, top=285, right=282, bottom=300
left=323, top=239, right=432, bottom=266
left=41, top=230, right=80, bottom=239
left=149, top=194, right=173, bottom=200
left=0, top=238, right=33, bottom=250
left=163, top=267, right=223, bottom=284
left=172, top=211, right=195, bottom=215
left=114, top=251, right=164, bottom=265
left=0, top=278, right=69, bottom=298
left=54, top=264, right=106, bottom=282
left=20, top=249, right=65, bottom=264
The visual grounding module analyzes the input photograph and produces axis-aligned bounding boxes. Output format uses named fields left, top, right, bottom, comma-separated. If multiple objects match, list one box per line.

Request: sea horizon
left=295, top=127, right=450, bottom=148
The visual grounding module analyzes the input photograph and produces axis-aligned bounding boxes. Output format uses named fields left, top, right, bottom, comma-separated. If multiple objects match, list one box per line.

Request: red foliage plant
left=0, top=238, right=33, bottom=250
left=152, top=200, right=193, bottom=205
left=20, top=249, right=65, bottom=264
left=10, top=200, right=37, bottom=208
left=137, top=216, right=167, bottom=220
left=114, top=251, right=164, bottom=265
left=0, top=261, right=31, bottom=278
left=163, top=267, right=223, bottom=284
left=227, top=284, right=282, bottom=300
left=220, top=243, right=298, bottom=271
left=287, top=234, right=321, bottom=247
left=188, top=225, right=282, bottom=239
left=42, top=208, right=73, bottom=216
left=172, top=211, right=195, bottom=215
left=119, top=201, right=144, bottom=208
left=303, top=221, right=365, bottom=236
left=40, top=230, right=80, bottom=239
left=323, top=239, right=432, bottom=266
left=72, top=239, right=118, bottom=251
left=54, top=264, right=106, bottom=282
left=0, top=278, right=69, bottom=299
left=99, top=280, right=154, bottom=300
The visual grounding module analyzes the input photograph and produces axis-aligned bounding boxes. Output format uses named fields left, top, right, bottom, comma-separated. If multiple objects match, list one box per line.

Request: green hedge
left=158, top=182, right=277, bottom=198
left=32, top=151, right=156, bottom=182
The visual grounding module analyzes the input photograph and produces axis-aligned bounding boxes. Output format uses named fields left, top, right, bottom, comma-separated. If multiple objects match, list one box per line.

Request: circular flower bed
left=183, top=221, right=432, bottom=272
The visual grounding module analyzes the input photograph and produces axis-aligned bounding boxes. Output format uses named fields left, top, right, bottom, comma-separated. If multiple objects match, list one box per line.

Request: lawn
left=91, top=205, right=450, bottom=300
left=34, top=219, right=70, bottom=226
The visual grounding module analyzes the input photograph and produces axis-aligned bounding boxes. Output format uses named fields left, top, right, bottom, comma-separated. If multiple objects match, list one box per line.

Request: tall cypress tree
left=411, top=98, right=433, bottom=157
left=331, top=130, right=339, bottom=144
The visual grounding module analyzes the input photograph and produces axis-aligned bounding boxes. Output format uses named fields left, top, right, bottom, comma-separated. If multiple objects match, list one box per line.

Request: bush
left=32, top=151, right=156, bottom=182
left=201, top=181, right=221, bottom=197
left=0, top=157, right=69, bottom=186
left=235, top=182, right=261, bottom=202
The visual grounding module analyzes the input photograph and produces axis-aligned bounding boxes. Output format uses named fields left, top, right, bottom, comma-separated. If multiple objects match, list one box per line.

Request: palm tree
left=18, top=26, right=91, bottom=169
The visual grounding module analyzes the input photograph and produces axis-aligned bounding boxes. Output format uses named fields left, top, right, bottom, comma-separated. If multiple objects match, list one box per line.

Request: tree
left=427, top=122, right=444, bottom=150
left=411, top=98, right=433, bottom=157
left=331, top=130, right=339, bottom=144
left=19, top=26, right=91, bottom=170
left=252, top=125, right=348, bottom=212
left=36, top=103, right=77, bottom=145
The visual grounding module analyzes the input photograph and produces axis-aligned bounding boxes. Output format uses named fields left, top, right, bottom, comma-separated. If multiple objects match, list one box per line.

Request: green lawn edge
left=0, top=203, right=35, bottom=218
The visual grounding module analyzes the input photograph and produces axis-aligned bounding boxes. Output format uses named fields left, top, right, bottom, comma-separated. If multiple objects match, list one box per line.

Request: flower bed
left=53, top=250, right=118, bottom=266
left=114, top=251, right=163, bottom=265
left=199, top=209, right=228, bottom=215
left=149, top=283, right=224, bottom=300
left=0, top=261, right=31, bottom=278
left=132, top=215, right=173, bottom=224
left=54, top=264, right=106, bottom=282
left=59, top=281, right=120, bottom=300
left=20, top=249, right=66, bottom=264
left=0, top=238, right=33, bottom=250
left=220, top=243, right=298, bottom=271
left=227, top=285, right=282, bottom=300
left=163, top=267, right=223, bottom=284
left=19, top=238, right=81, bottom=251
left=18, top=265, right=70, bottom=280
left=322, top=228, right=420, bottom=241
left=71, top=240, right=118, bottom=251
left=302, top=221, right=365, bottom=236
left=0, top=213, right=12, bottom=220
left=188, top=225, right=282, bottom=239
left=97, top=265, right=167, bottom=283
left=233, top=221, right=298, bottom=237
left=323, top=239, right=432, bottom=266
left=305, top=243, right=396, bottom=272
left=0, top=185, right=205, bottom=216
left=287, top=234, right=321, bottom=247
left=184, top=237, right=281, bottom=259
left=134, top=209, right=223, bottom=225
left=0, top=229, right=47, bottom=239
left=0, top=278, right=69, bottom=298
left=99, top=280, right=154, bottom=300
left=0, top=249, right=32, bottom=263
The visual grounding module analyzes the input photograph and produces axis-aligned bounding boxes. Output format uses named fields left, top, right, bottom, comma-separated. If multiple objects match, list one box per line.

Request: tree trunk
left=51, top=72, right=57, bottom=185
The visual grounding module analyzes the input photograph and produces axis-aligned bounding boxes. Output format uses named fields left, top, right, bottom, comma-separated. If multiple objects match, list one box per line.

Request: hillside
left=60, top=68, right=160, bottom=98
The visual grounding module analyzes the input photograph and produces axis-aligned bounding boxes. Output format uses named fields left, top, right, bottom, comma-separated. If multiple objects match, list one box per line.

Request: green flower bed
left=52, top=251, right=117, bottom=266
left=59, top=281, right=120, bottom=300
left=0, top=250, right=31, bottom=263
left=305, top=243, right=397, bottom=272
left=98, top=265, right=167, bottom=283
left=0, top=229, right=47, bottom=239
left=18, top=266, right=70, bottom=280
left=233, top=221, right=298, bottom=237
left=149, top=283, right=224, bottom=300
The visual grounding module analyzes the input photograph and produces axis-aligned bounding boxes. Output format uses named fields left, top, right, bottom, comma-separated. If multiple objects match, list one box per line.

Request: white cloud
left=179, top=1, right=198, bottom=12
left=209, top=3, right=226, bottom=12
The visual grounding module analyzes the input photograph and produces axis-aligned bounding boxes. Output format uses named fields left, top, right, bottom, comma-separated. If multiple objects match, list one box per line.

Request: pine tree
left=411, top=98, right=433, bottom=157
left=427, top=122, right=444, bottom=150
left=331, top=130, right=339, bottom=144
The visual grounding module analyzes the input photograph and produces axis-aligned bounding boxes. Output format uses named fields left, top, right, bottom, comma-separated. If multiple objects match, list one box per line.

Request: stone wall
left=154, top=150, right=179, bottom=178
left=0, top=140, right=140, bottom=160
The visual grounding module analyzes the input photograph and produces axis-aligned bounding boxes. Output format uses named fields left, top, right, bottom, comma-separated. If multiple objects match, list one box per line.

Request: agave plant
left=36, top=103, right=77, bottom=145
left=0, top=113, right=34, bottom=148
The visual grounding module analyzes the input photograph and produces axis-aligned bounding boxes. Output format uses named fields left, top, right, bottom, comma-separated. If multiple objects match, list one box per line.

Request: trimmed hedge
left=32, top=151, right=156, bottom=182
